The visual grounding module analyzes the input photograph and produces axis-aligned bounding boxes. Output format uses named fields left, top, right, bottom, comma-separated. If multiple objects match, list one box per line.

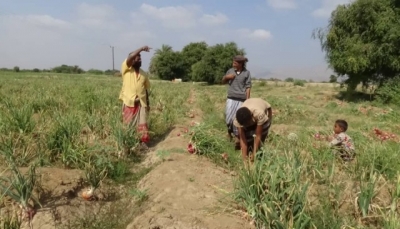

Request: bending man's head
left=236, top=107, right=252, bottom=126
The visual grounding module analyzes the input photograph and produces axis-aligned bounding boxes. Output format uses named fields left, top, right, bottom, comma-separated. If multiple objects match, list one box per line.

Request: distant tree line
left=0, top=65, right=148, bottom=77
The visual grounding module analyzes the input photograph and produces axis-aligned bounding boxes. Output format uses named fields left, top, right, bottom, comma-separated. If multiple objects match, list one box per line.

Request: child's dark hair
left=335, top=119, right=348, bottom=132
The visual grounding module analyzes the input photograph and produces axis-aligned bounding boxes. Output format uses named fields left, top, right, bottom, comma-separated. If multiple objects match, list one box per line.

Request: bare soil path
left=127, top=86, right=252, bottom=229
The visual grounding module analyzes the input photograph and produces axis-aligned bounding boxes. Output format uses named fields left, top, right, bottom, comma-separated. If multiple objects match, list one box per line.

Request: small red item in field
left=314, top=133, right=320, bottom=139
left=177, top=133, right=181, bottom=136
left=26, top=208, right=36, bottom=220
left=187, top=143, right=195, bottom=154
left=373, top=128, right=399, bottom=142
left=374, top=128, right=383, bottom=135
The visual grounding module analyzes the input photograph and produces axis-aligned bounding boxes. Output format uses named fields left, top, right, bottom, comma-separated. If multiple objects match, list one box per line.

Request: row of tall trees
left=314, top=0, right=400, bottom=92
left=149, top=41, right=245, bottom=84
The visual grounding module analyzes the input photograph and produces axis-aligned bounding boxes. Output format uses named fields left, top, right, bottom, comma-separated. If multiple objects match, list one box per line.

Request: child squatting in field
left=327, top=119, right=356, bottom=161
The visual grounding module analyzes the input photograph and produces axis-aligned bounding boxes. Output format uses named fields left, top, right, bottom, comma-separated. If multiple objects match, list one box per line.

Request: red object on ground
left=187, top=143, right=195, bottom=154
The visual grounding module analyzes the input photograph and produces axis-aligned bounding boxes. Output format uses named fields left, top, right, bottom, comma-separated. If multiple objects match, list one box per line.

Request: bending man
left=233, top=98, right=272, bottom=162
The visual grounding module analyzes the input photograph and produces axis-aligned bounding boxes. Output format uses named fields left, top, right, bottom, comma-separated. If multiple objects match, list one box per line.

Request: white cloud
left=237, top=29, right=273, bottom=40
left=199, top=13, right=228, bottom=26
left=76, top=3, right=120, bottom=29
left=130, top=12, right=148, bottom=26
left=1, top=14, right=71, bottom=30
left=139, top=3, right=200, bottom=29
left=312, top=0, right=352, bottom=18
left=267, top=0, right=297, bottom=10
left=28, top=15, right=71, bottom=29
left=136, top=4, right=228, bottom=29
left=250, top=29, right=272, bottom=40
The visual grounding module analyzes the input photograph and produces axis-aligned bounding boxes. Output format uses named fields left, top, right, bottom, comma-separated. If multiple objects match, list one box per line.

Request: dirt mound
left=126, top=153, right=252, bottom=229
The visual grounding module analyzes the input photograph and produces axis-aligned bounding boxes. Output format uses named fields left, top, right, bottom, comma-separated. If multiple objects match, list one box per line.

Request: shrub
left=375, top=76, right=400, bottom=105
left=293, top=79, right=306, bottom=87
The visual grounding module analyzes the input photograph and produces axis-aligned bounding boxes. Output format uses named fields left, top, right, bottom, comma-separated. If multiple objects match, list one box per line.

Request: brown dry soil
left=0, top=87, right=253, bottom=229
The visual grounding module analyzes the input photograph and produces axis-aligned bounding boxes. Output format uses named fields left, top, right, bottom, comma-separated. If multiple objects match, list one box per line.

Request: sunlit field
left=1, top=71, right=399, bottom=229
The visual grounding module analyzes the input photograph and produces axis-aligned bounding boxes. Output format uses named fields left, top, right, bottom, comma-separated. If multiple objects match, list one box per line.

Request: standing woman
left=222, top=55, right=252, bottom=149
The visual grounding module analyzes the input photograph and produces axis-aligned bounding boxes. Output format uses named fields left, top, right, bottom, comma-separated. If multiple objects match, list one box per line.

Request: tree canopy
left=149, top=41, right=246, bottom=84
left=313, top=0, right=400, bottom=90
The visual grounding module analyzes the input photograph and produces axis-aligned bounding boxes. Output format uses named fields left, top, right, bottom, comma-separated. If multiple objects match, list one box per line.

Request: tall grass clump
left=46, top=114, right=83, bottom=167
left=382, top=173, right=400, bottom=228
left=357, top=168, right=379, bottom=218
left=234, top=149, right=311, bottom=228
left=189, top=123, right=224, bottom=156
left=3, top=104, right=35, bottom=134
left=0, top=140, right=40, bottom=224
left=111, top=120, right=140, bottom=158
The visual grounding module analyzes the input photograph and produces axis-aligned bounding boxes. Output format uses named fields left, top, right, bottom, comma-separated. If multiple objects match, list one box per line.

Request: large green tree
left=149, top=45, right=186, bottom=80
left=313, top=0, right=400, bottom=91
left=181, top=42, right=208, bottom=81
left=191, top=42, right=245, bottom=84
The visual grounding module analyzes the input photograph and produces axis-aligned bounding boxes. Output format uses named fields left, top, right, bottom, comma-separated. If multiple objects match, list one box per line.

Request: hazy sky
left=0, top=0, right=351, bottom=80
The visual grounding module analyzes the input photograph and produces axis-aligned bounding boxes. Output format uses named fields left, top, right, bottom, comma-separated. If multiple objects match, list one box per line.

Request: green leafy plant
left=112, top=120, right=140, bottom=157
left=189, top=123, right=223, bottom=156
left=234, top=149, right=311, bottom=229
left=0, top=148, right=40, bottom=223
left=81, top=157, right=108, bottom=201
left=4, top=104, right=35, bottom=134
left=358, top=168, right=378, bottom=218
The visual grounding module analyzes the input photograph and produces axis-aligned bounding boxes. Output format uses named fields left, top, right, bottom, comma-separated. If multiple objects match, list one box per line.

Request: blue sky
left=0, top=0, right=350, bottom=81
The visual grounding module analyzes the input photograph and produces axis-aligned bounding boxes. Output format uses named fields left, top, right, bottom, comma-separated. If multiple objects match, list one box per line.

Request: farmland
left=0, top=71, right=400, bottom=229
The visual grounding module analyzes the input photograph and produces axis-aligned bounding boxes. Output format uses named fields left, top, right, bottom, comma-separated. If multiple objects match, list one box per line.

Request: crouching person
left=328, top=119, right=356, bottom=161
left=233, top=98, right=272, bottom=162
